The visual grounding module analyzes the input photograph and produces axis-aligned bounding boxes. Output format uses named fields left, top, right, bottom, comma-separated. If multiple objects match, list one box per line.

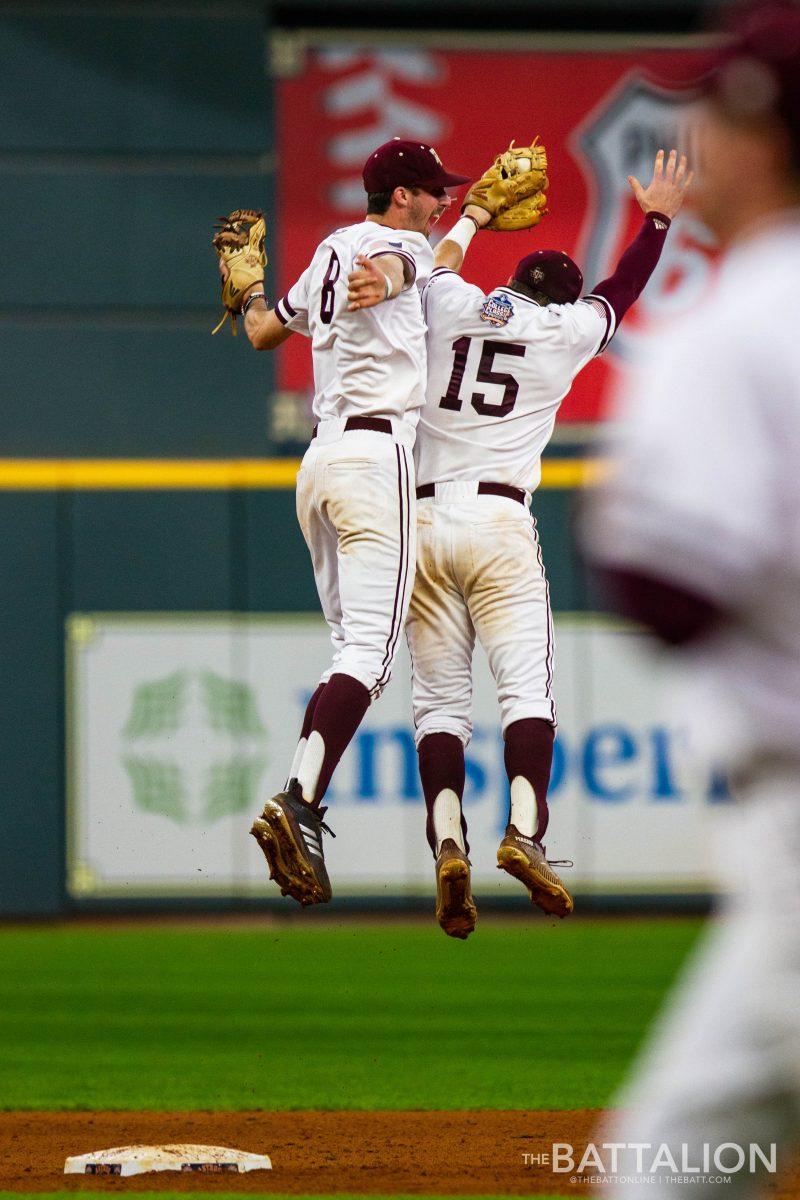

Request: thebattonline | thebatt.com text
left=521, top=1143, right=777, bottom=1176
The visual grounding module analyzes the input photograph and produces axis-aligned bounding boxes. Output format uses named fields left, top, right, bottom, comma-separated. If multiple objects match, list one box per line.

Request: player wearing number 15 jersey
left=407, top=148, right=693, bottom=937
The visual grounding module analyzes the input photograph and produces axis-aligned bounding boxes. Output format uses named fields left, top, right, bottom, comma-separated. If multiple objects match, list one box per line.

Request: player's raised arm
left=433, top=206, right=491, bottom=272
left=588, top=149, right=693, bottom=329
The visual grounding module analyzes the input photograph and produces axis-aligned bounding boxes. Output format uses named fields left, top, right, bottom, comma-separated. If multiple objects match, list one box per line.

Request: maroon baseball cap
left=513, top=250, right=583, bottom=304
left=363, top=139, right=470, bottom=193
left=701, top=1, right=800, bottom=156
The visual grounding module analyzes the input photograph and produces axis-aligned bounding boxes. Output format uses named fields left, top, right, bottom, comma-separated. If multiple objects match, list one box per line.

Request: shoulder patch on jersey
left=480, top=292, right=515, bottom=327
left=581, top=296, right=610, bottom=320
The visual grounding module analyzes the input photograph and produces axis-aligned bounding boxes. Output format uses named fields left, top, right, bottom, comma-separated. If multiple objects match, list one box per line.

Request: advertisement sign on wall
left=67, top=614, right=728, bottom=900
left=276, top=43, right=714, bottom=423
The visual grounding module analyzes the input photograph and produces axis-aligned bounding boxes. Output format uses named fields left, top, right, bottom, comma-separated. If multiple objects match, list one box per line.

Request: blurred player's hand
left=628, top=149, right=693, bottom=220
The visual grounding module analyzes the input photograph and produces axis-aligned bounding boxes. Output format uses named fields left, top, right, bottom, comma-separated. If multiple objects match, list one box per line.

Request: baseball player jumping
left=405, top=147, right=692, bottom=937
left=214, top=140, right=473, bottom=905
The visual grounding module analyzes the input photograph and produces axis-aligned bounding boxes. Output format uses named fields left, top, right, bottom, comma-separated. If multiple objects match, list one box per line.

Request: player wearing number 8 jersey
left=409, top=148, right=692, bottom=937
left=223, top=138, right=470, bottom=906
left=273, top=222, right=430, bottom=424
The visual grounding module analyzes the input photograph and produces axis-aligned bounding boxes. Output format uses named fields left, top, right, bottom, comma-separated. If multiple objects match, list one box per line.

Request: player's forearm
left=242, top=295, right=292, bottom=351
left=347, top=253, right=409, bottom=312
left=433, top=211, right=485, bottom=273
left=433, top=238, right=466, bottom=272
left=380, top=256, right=407, bottom=300
left=590, top=212, right=671, bottom=327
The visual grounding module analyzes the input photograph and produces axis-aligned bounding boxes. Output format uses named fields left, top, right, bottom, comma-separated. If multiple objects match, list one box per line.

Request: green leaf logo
left=123, top=756, right=188, bottom=824
left=201, top=671, right=266, bottom=736
left=121, top=670, right=268, bottom=825
left=123, top=671, right=186, bottom=737
left=203, top=756, right=267, bottom=822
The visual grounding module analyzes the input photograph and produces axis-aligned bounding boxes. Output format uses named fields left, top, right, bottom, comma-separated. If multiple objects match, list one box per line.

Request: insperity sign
left=67, top=614, right=727, bottom=900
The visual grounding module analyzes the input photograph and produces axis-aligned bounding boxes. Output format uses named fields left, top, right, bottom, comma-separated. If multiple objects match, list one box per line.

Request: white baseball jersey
left=588, top=214, right=800, bottom=770
left=275, top=221, right=434, bottom=424
left=416, top=269, right=615, bottom=489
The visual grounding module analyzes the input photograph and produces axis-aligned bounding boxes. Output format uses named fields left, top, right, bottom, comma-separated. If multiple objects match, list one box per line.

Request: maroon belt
left=416, top=481, right=527, bottom=506
left=311, top=416, right=393, bottom=440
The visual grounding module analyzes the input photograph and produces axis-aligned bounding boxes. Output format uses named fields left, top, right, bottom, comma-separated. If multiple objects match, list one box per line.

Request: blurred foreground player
left=586, top=3, right=800, bottom=1193
left=411, top=149, right=692, bottom=938
left=215, top=140, right=470, bottom=904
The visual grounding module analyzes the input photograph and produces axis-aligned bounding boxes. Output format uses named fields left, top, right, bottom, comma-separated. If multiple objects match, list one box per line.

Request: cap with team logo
left=513, top=250, right=583, bottom=304
left=362, top=139, right=471, bottom=193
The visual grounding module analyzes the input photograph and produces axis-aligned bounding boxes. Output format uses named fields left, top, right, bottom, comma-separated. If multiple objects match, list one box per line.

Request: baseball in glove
left=463, top=139, right=549, bottom=231
left=211, top=208, right=267, bottom=335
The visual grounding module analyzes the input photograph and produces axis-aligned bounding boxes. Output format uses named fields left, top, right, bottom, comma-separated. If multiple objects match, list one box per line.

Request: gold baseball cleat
left=435, top=839, right=478, bottom=940
left=497, top=825, right=573, bottom=917
left=250, top=781, right=334, bottom=906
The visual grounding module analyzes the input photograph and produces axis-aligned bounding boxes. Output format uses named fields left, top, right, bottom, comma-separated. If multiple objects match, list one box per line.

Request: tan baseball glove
left=211, top=209, right=267, bottom=335
left=463, top=139, right=549, bottom=231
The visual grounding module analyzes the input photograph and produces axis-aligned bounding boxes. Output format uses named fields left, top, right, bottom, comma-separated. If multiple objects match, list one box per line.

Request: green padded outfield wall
left=0, top=2, right=274, bottom=456
left=0, top=1, right=279, bottom=914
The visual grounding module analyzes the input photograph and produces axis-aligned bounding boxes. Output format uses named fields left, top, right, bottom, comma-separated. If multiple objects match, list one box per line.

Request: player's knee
left=333, top=645, right=397, bottom=699
left=501, top=701, right=556, bottom=733
left=414, top=714, right=472, bottom=750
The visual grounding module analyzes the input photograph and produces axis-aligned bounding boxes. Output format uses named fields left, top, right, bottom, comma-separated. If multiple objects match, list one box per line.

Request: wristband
left=444, top=215, right=479, bottom=255
left=383, top=272, right=394, bottom=300
left=645, top=211, right=671, bottom=230
left=242, top=290, right=267, bottom=316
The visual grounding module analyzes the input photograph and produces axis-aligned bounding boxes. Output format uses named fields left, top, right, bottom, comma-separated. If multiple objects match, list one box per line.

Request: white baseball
left=516, top=156, right=531, bottom=172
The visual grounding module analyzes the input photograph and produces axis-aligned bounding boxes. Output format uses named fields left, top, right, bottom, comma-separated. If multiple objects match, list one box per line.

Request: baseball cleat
left=435, top=838, right=477, bottom=940
left=497, top=824, right=573, bottom=918
left=250, top=780, right=334, bottom=906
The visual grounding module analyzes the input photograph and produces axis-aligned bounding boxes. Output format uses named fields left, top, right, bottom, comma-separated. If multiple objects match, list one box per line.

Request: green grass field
left=0, top=918, right=702, bottom=1111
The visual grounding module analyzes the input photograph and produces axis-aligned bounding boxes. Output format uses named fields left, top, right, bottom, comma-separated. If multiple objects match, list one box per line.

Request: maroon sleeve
left=594, top=565, right=721, bottom=646
left=588, top=211, right=671, bottom=329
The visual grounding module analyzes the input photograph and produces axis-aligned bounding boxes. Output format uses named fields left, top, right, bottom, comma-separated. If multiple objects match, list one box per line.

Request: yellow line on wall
left=0, top=459, right=301, bottom=490
left=0, top=457, right=607, bottom=491
left=541, top=458, right=608, bottom=488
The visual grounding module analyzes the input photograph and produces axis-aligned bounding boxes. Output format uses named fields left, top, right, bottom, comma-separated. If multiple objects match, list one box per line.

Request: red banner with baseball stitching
left=277, top=45, right=712, bottom=423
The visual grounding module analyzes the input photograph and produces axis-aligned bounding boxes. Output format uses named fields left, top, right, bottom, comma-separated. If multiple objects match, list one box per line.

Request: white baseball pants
left=605, top=771, right=800, bottom=1198
left=405, top=482, right=556, bottom=747
left=296, top=420, right=416, bottom=700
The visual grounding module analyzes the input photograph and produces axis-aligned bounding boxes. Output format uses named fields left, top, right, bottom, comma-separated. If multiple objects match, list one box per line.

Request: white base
left=64, top=1143, right=272, bottom=1176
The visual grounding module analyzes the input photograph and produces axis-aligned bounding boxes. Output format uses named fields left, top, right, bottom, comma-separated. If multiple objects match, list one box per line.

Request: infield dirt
left=0, top=1112, right=797, bottom=1197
